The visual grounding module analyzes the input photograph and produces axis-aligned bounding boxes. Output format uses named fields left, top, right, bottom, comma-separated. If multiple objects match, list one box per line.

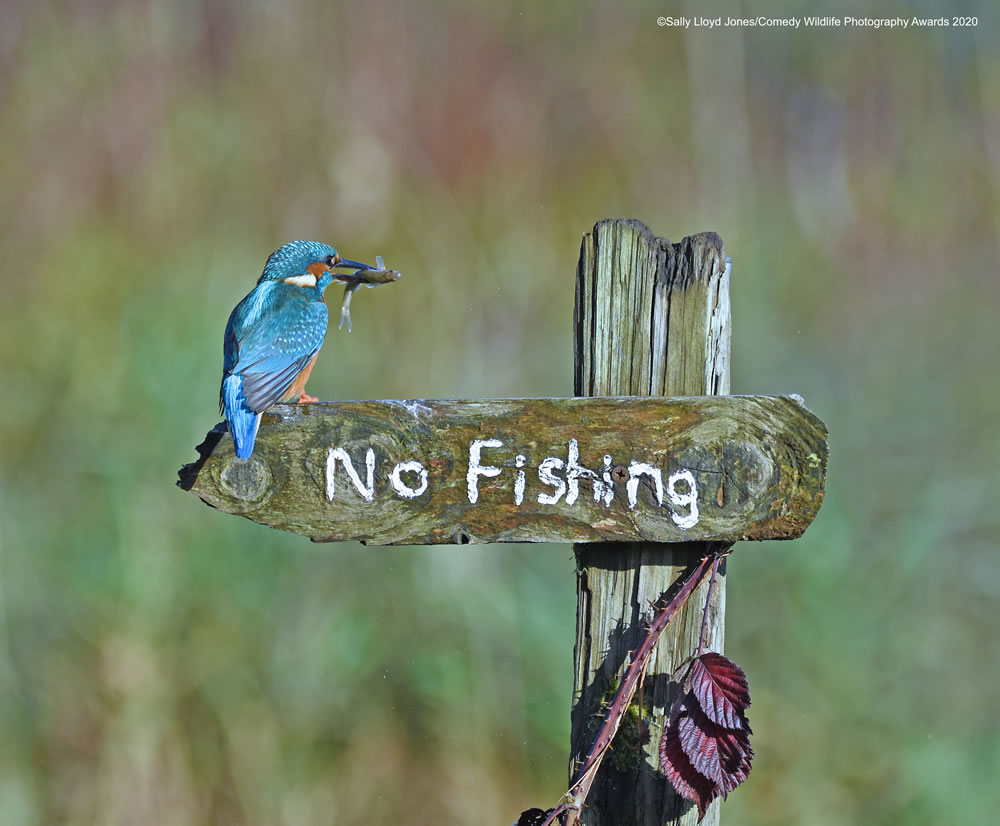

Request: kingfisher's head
left=258, top=240, right=371, bottom=290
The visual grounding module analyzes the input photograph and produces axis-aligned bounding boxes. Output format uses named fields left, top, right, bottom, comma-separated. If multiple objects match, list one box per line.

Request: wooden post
left=571, top=220, right=731, bottom=825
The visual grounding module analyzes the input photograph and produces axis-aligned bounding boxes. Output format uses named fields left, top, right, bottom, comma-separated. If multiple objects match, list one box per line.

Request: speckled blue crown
left=258, top=240, right=338, bottom=282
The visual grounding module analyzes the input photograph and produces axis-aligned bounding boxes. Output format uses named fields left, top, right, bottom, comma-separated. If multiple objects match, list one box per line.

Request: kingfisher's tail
left=221, top=374, right=261, bottom=460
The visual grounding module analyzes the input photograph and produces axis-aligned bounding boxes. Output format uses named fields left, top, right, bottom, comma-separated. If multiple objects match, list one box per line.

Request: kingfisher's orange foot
left=298, top=392, right=319, bottom=403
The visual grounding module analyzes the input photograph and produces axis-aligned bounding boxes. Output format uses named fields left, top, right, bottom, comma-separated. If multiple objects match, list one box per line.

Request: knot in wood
left=220, top=457, right=271, bottom=501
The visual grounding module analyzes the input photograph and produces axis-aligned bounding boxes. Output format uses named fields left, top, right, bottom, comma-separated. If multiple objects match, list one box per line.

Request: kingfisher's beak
left=331, top=256, right=373, bottom=271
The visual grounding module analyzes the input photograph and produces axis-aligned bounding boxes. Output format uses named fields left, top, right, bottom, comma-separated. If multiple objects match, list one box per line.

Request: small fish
left=339, top=255, right=401, bottom=332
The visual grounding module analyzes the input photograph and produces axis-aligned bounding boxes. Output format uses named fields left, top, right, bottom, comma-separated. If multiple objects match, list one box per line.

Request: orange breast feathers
left=280, top=352, right=321, bottom=403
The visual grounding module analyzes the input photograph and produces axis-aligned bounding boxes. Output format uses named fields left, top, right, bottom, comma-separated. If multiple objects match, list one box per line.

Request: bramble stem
left=696, top=555, right=722, bottom=655
left=539, top=803, right=571, bottom=826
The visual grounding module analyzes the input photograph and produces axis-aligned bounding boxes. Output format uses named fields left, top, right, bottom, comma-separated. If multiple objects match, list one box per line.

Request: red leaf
left=710, top=717, right=753, bottom=796
left=661, top=653, right=755, bottom=818
left=659, top=708, right=716, bottom=820
left=689, top=652, right=751, bottom=730
left=677, top=703, right=725, bottom=786
left=678, top=701, right=753, bottom=789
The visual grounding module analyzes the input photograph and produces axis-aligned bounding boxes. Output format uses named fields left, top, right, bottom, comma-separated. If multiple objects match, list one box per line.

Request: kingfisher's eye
left=324, top=254, right=335, bottom=266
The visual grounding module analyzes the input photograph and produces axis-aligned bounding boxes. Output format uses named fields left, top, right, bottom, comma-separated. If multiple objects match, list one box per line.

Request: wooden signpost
left=179, top=219, right=828, bottom=825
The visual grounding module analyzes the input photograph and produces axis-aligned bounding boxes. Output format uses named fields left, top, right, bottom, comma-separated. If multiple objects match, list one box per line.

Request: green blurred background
left=1, top=1, right=998, bottom=824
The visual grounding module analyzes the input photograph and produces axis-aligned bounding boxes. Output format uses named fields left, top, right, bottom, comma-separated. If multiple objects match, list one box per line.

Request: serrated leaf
left=677, top=703, right=724, bottom=786
left=712, top=719, right=753, bottom=795
left=659, top=709, right=716, bottom=821
left=661, top=654, right=755, bottom=818
left=690, top=652, right=751, bottom=730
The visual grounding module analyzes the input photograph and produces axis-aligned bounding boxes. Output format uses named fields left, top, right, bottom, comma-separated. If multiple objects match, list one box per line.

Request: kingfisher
left=220, top=240, right=398, bottom=460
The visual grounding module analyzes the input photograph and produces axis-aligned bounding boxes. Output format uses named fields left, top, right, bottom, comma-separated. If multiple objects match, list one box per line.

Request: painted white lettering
left=537, top=456, right=566, bottom=505
left=326, top=447, right=376, bottom=502
left=595, top=454, right=615, bottom=507
left=390, top=460, right=428, bottom=499
left=514, top=454, right=526, bottom=506
left=467, top=439, right=503, bottom=504
left=626, top=461, right=664, bottom=510
left=667, top=469, right=699, bottom=529
left=565, top=438, right=600, bottom=506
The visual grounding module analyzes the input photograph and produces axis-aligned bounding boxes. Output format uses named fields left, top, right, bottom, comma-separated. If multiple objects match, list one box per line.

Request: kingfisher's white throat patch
left=283, top=274, right=318, bottom=288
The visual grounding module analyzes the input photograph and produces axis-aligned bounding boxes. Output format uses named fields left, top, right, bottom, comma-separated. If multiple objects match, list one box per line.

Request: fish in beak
left=333, top=255, right=401, bottom=332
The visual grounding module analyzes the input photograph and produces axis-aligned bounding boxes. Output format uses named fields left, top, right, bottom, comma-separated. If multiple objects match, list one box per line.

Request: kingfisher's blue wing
left=222, top=282, right=330, bottom=413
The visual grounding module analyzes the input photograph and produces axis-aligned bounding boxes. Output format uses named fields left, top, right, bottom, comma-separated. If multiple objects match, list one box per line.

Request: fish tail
left=222, top=374, right=261, bottom=460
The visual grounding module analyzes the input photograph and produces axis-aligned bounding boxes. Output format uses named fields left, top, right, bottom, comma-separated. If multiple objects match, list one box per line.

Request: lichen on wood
left=178, top=395, right=826, bottom=546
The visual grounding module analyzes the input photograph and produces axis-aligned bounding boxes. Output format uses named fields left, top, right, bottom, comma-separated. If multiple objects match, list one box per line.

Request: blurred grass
left=1, top=1, right=998, bottom=824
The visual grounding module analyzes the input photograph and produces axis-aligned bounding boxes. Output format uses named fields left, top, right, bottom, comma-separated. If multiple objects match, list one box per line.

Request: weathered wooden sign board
left=178, top=394, right=826, bottom=545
